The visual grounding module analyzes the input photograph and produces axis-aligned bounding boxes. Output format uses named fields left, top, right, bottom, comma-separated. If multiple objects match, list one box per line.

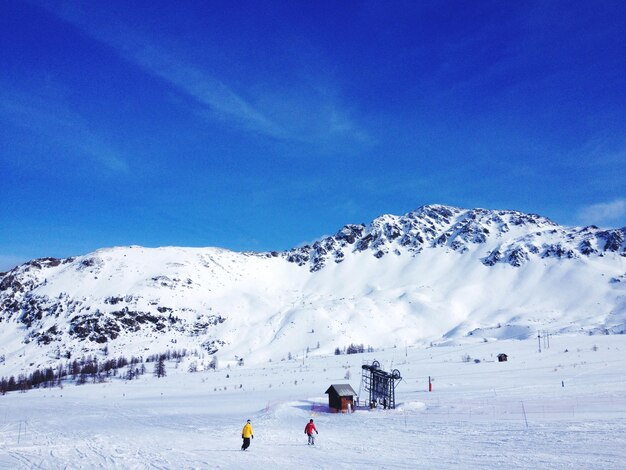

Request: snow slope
left=1, top=333, right=625, bottom=469
left=0, top=204, right=625, bottom=377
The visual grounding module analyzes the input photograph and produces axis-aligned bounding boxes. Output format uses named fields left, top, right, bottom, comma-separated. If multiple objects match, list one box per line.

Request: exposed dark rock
left=35, top=325, right=62, bottom=345
left=483, top=249, right=502, bottom=266
left=201, top=339, right=225, bottom=355
left=27, top=258, right=62, bottom=269
left=357, top=233, right=374, bottom=251
left=579, top=240, right=597, bottom=256
left=599, top=230, right=624, bottom=252
left=334, top=224, right=365, bottom=245
left=507, top=247, right=529, bottom=267
left=192, top=315, right=226, bottom=335
left=274, top=205, right=623, bottom=271
left=69, top=314, right=122, bottom=343
left=541, top=244, right=576, bottom=259
left=0, top=273, right=22, bottom=292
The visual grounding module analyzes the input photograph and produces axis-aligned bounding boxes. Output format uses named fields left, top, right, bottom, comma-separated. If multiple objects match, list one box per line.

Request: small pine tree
left=154, top=357, right=166, bottom=378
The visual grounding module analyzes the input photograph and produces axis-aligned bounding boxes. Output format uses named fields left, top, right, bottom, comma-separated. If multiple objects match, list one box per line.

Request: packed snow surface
left=1, top=333, right=625, bottom=469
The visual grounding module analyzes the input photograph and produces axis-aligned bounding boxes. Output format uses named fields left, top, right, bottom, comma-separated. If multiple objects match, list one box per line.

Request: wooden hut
left=325, top=384, right=357, bottom=412
left=497, top=353, right=508, bottom=362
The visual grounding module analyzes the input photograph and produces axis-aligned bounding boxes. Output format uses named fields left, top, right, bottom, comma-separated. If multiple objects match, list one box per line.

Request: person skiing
left=241, top=419, right=253, bottom=450
left=304, top=418, right=318, bottom=445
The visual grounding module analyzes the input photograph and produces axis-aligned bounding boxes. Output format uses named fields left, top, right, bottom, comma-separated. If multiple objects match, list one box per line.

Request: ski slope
left=1, top=333, right=625, bottom=469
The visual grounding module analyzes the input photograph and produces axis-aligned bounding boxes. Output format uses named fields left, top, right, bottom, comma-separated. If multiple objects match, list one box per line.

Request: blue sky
left=1, top=0, right=625, bottom=270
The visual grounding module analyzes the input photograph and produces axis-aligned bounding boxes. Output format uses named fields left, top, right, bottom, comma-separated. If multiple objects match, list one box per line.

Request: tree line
left=0, top=348, right=193, bottom=395
left=334, top=343, right=375, bottom=355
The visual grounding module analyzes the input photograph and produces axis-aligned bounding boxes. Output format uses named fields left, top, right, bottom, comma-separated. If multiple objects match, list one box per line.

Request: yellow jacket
left=242, top=422, right=253, bottom=438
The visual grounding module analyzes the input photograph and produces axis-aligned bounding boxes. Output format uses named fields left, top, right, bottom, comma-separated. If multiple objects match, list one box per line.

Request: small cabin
left=497, top=353, right=508, bottom=362
left=325, top=384, right=356, bottom=413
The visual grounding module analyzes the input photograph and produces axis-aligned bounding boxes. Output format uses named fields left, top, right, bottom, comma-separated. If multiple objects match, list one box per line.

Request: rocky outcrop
left=281, top=205, right=626, bottom=271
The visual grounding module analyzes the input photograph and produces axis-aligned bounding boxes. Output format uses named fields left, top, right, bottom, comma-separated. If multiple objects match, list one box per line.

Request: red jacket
left=304, top=422, right=317, bottom=434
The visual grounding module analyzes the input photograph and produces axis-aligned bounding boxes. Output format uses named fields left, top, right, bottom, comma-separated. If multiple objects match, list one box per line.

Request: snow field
left=1, top=333, right=625, bottom=469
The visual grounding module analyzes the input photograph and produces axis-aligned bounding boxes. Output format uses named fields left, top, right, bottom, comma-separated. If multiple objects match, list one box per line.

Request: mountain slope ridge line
left=1, top=204, right=625, bottom=376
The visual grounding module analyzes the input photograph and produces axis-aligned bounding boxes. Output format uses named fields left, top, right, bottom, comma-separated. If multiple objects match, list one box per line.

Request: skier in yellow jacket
left=241, top=419, right=254, bottom=450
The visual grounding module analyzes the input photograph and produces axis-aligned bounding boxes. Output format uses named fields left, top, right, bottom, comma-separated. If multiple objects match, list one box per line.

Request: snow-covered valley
left=1, top=333, right=625, bottom=469
left=1, top=203, right=625, bottom=468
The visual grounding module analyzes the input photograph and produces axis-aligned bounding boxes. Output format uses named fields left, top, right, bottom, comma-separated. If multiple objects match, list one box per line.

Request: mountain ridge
left=283, top=204, right=624, bottom=270
left=1, top=204, right=625, bottom=375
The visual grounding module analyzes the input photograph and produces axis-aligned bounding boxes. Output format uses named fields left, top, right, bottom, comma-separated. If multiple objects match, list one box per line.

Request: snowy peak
left=282, top=204, right=624, bottom=271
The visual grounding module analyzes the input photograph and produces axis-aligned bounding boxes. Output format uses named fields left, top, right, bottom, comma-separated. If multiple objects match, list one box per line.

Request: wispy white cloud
left=123, top=44, right=288, bottom=140
left=578, top=199, right=626, bottom=228
left=40, top=2, right=371, bottom=148
left=0, top=88, right=129, bottom=173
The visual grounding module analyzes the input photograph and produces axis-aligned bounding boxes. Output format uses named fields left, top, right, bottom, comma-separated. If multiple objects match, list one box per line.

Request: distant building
left=325, top=384, right=357, bottom=412
left=497, top=353, right=508, bottom=362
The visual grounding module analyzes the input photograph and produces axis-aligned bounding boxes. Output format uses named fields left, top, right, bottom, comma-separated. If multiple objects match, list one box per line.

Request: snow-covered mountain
left=1, top=204, right=625, bottom=375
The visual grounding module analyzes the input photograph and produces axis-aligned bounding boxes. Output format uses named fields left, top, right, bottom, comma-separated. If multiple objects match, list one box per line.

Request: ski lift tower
left=361, top=360, right=402, bottom=409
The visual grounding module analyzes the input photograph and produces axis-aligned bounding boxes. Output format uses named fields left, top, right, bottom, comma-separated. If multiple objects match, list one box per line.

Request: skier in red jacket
left=304, top=419, right=318, bottom=445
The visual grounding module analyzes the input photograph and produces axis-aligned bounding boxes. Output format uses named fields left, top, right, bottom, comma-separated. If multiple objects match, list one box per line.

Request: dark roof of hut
left=325, top=384, right=357, bottom=396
